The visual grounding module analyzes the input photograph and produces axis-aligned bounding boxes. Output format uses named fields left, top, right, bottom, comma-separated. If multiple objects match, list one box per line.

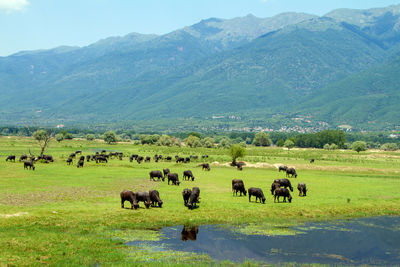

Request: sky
left=1, top=0, right=400, bottom=56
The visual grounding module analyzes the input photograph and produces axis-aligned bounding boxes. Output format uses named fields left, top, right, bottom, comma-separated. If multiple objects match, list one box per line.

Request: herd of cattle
left=5, top=150, right=308, bottom=210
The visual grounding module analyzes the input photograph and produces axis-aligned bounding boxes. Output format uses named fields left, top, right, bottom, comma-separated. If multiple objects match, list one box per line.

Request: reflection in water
left=181, top=226, right=199, bottom=242
left=127, top=216, right=400, bottom=265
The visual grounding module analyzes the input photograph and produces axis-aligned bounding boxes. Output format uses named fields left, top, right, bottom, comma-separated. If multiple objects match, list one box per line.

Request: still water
left=127, top=216, right=400, bottom=265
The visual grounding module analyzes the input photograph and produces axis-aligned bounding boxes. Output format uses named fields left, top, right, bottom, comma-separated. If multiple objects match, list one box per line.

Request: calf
left=286, top=167, right=297, bottom=178
left=187, top=187, right=200, bottom=209
left=120, top=190, right=139, bottom=209
left=167, top=173, right=181, bottom=185
left=274, top=188, right=292, bottom=203
left=201, top=163, right=210, bottom=171
left=6, top=155, right=15, bottom=162
left=298, top=183, right=307, bottom=197
left=135, top=192, right=151, bottom=208
left=149, top=170, right=164, bottom=181
left=182, top=188, right=192, bottom=206
left=248, top=187, right=265, bottom=203
left=149, top=190, right=163, bottom=207
left=23, top=160, right=35, bottom=171
left=183, top=170, right=195, bottom=181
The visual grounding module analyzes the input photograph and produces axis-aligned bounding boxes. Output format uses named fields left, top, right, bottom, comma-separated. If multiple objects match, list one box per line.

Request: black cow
left=136, top=156, right=144, bottom=164
left=236, top=161, right=246, bottom=171
left=181, top=226, right=198, bottom=241
left=145, top=156, right=151, bottom=162
left=149, top=170, right=164, bottom=181
left=23, top=160, right=35, bottom=170
left=69, top=153, right=76, bottom=159
left=201, top=163, right=210, bottom=171
left=248, top=187, right=265, bottom=203
left=19, top=155, right=28, bottom=162
left=188, top=187, right=200, bottom=209
left=130, top=154, right=138, bottom=162
left=75, top=150, right=82, bottom=154
left=149, top=190, right=163, bottom=207
left=270, top=182, right=281, bottom=195
left=278, top=165, right=288, bottom=172
left=202, top=155, right=209, bottom=159
left=77, top=159, right=84, bottom=168
left=86, top=155, right=91, bottom=162
left=176, top=157, right=185, bottom=163
left=66, top=157, right=73, bottom=165
left=6, top=155, right=15, bottom=162
left=165, top=156, right=172, bottom=161
left=310, top=158, right=315, bottom=163
left=183, top=170, right=195, bottom=181
left=184, top=157, right=190, bottom=163
left=274, top=188, right=292, bottom=203
left=39, top=155, right=54, bottom=162
left=135, top=192, right=151, bottom=208
left=120, top=190, right=139, bottom=209
left=298, top=183, right=307, bottom=197
left=182, top=188, right=192, bottom=206
left=273, top=178, right=293, bottom=192
left=232, top=179, right=246, bottom=196
left=167, top=173, right=181, bottom=185
left=163, top=168, right=170, bottom=177
left=96, top=156, right=108, bottom=163
left=286, top=167, right=297, bottom=178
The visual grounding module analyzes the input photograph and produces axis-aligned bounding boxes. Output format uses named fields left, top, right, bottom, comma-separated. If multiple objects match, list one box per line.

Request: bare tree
left=32, top=129, right=54, bottom=157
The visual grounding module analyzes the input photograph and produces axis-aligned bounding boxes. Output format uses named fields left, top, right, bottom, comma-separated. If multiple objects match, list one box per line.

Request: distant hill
left=0, top=5, right=399, bottom=131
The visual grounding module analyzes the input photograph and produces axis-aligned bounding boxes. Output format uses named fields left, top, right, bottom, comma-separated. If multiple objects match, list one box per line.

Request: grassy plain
left=0, top=136, right=399, bottom=266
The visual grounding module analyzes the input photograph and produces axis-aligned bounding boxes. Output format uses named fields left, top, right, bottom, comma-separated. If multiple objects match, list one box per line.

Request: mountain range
left=0, top=5, right=400, bottom=131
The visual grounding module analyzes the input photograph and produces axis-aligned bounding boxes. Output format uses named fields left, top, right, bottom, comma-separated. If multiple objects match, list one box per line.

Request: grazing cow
left=136, top=156, right=144, bottom=164
left=183, top=170, right=195, bottom=181
left=184, top=157, right=190, bottom=163
left=69, top=153, right=76, bottom=159
left=163, top=168, right=170, bottom=177
left=176, top=157, right=185, bottom=163
left=101, top=150, right=106, bottom=154
left=278, top=165, right=288, bottom=172
left=274, top=188, right=292, bottom=203
left=270, top=182, right=281, bottom=195
left=96, top=156, right=108, bottom=163
left=86, top=155, right=91, bottom=162
left=77, top=159, right=84, bottom=168
left=273, top=179, right=293, bottom=192
left=201, top=163, right=210, bottom=171
left=75, top=150, right=82, bottom=154
left=298, top=183, right=307, bottom=197
left=135, top=192, right=151, bottom=209
left=118, top=153, right=123, bottom=160
left=248, top=187, right=265, bottom=203
left=232, top=183, right=246, bottom=196
left=167, top=173, right=181, bottom=185
left=182, top=188, right=192, bottom=206
left=236, top=161, right=245, bottom=171
left=187, top=187, right=200, bottom=209
left=66, top=157, right=73, bottom=165
left=145, top=156, right=151, bottom=162
left=23, top=161, right=35, bottom=170
left=165, top=156, right=172, bottom=161
left=149, top=190, right=163, bottom=207
left=120, top=190, right=139, bottom=209
left=6, top=155, right=15, bottom=162
left=130, top=154, right=138, bottom=162
left=19, top=155, right=28, bottom=162
left=149, top=170, right=164, bottom=181
left=181, top=226, right=198, bottom=241
left=38, top=155, right=54, bottom=162
left=310, top=158, right=315, bottom=163
left=202, top=155, right=208, bottom=159
left=286, top=167, right=297, bottom=178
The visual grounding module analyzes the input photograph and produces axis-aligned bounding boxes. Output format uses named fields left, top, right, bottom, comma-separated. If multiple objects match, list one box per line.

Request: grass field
left=0, top=136, right=399, bottom=266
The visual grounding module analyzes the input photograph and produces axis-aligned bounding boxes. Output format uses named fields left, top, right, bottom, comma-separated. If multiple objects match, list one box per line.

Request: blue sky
left=0, top=0, right=399, bottom=56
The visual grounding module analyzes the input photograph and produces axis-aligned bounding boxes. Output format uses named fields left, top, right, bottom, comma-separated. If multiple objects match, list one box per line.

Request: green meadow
left=0, top=136, right=399, bottom=266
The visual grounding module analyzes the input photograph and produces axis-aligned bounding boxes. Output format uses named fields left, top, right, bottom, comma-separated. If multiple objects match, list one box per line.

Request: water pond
left=127, top=216, right=400, bottom=265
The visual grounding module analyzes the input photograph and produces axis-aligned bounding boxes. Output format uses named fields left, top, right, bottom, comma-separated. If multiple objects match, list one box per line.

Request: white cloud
left=0, top=0, right=29, bottom=13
